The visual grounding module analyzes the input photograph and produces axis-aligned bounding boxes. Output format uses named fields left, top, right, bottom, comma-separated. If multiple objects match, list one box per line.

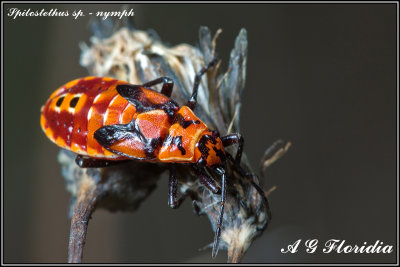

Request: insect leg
left=225, top=151, right=272, bottom=224
left=168, top=164, right=180, bottom=209
left=221, top=133, right=244, bottom=164
left=192, top=166, right=220, bottom=194
left=211, top=166, right=226, bottom=258
left=169, top=164, right=198, bottom=209
left=75, top=155, right=129, bottom=168
left=142, top=77, right=174, bottom=97
left=186, top=58, right=218, bottom=110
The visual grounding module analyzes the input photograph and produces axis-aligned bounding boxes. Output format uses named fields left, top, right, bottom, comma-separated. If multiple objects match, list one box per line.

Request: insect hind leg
left=75, top=155, right=128, bottom=168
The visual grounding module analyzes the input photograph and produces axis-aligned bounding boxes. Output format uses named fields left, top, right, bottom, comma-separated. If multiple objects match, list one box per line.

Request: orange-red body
left=41, top=73, right=271, bottom=258
left=40, top=76, right=225, bottom=167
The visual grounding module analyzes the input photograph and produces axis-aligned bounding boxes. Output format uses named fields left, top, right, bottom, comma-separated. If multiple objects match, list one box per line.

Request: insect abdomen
left=40, top=77, right=136, bottom=159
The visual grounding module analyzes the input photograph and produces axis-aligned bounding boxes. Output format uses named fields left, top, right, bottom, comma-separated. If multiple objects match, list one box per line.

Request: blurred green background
left=4, top=3, right=397, bottom=263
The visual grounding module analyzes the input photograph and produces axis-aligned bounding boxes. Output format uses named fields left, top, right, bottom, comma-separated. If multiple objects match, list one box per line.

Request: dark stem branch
left=68, top=179, right=103, bottom=263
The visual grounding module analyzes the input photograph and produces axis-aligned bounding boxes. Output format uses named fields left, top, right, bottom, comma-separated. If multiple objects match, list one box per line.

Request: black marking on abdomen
left=56, top=96, right=65, bottom=107
left=70, top=97, right=79, bottom=108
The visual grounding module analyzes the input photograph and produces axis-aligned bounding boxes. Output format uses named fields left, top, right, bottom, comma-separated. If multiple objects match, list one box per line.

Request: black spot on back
left=182, top=119, right=200, bottom=129
left=198, top=135, right=211, bottom=159
left=56, top=96, right=65, bottom=107
left=175, top=113, right=201, bottom=129
left=163, top=135, right=186, bottom=155
left=172, top=136, right=185, bottom=155
left=117, top=84, right=179, bottom=123
left=145, top=137, right=163, bottom=158
left=213, top=146, right=225, bottom=161
left=70, top=97, right=79, bottom=108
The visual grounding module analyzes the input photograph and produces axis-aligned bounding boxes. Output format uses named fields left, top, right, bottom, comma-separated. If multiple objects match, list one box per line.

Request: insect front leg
left=221, top=133, right=244, bottom=164
left=225, top=151, right=272, bottom=225
left=192, top=165, right=221, bottom=194
left=186, top=58, right=218, bottom=110
left=211, top=166, right=227, bottom=258
left=142, top=77, right=174, bottom=97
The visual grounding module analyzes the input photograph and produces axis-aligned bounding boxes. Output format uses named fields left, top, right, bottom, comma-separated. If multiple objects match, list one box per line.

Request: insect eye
left=70, top=97, right=80, bottom=108
left=56, top=96, right=65, bottom=107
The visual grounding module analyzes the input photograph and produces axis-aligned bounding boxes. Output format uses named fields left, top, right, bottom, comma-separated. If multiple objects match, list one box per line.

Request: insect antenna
left=212, top=166, right=227, bottom=258
left=186, top=58, right=218, bottom=110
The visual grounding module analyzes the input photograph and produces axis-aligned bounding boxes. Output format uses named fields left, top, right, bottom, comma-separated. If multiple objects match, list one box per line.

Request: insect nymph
left=40, top=59, right=271, bottom=256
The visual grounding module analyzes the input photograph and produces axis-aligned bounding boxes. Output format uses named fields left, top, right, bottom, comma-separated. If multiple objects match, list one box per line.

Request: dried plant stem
left=228, top=245, right=244, bottom=263
left=265, top=185, right=277, bottom=197
left=60, top=149, right=162, bottom=263
left=260, top=141, right=292, bottom=177
left=68, top=178, right=102, bottom=263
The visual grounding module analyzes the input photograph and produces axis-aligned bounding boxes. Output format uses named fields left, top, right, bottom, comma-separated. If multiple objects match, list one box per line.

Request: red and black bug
left=40, top=59, right=271, bottom=256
